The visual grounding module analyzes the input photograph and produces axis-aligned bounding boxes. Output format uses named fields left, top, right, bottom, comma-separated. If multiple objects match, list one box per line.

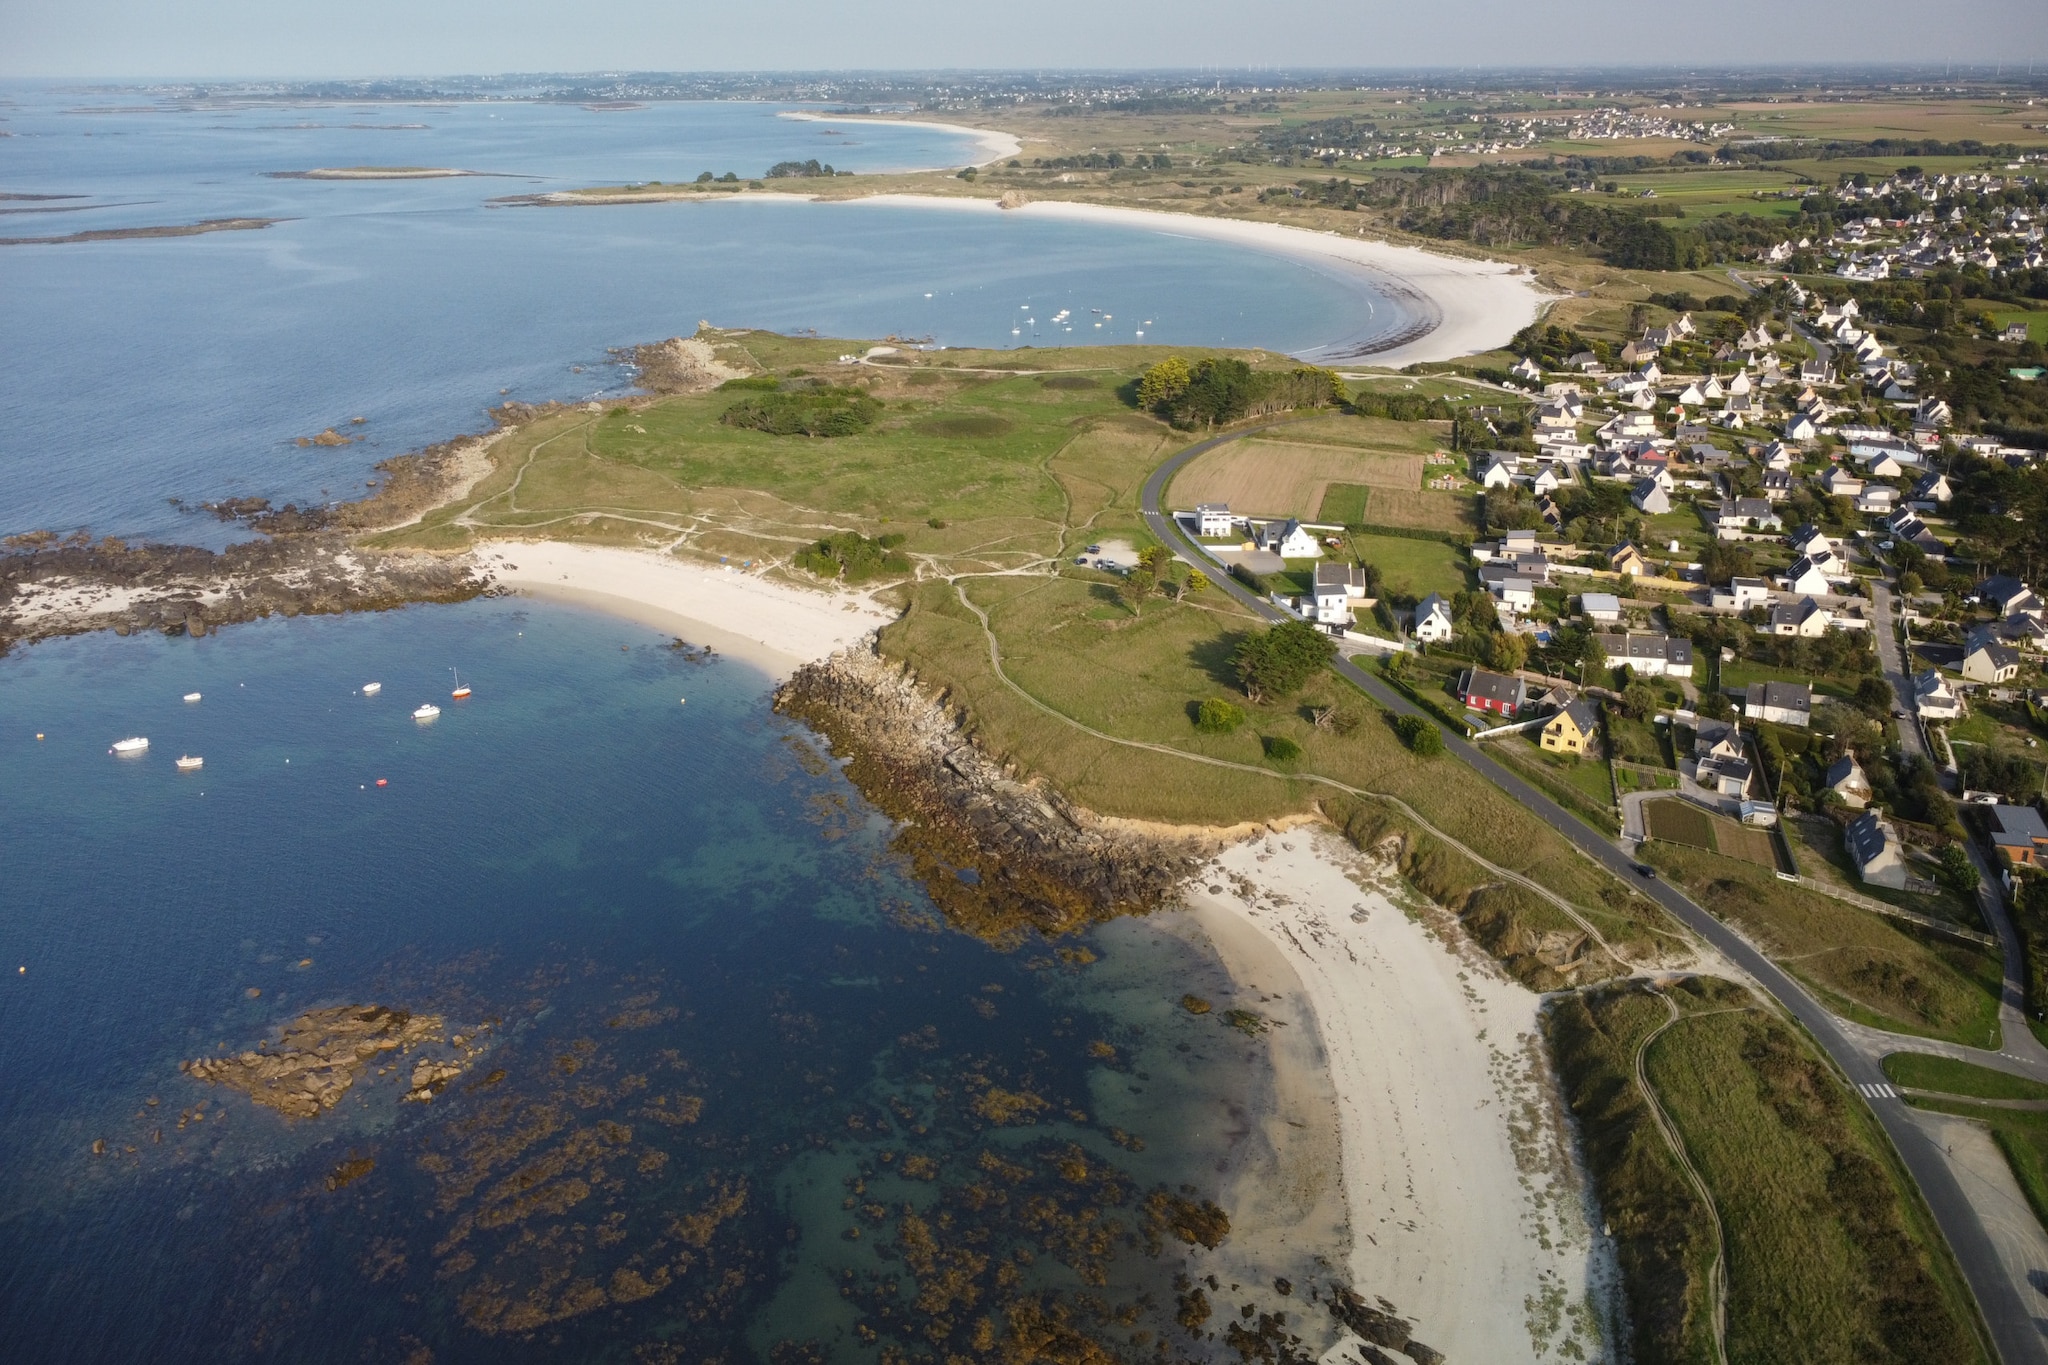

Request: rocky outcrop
left=181, top=1004, right=454, bottom=1120
left=773, top=646, right=1211, bottom=945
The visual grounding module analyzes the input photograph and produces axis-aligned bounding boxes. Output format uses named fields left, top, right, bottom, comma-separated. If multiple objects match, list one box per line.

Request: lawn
left=1987, top=310, right=2048, bottom=344
left=1882, top=1052, right=2048, bottom=1102
left=1719, top=657, right=1870, bottom=704
left=1316, top=482, right=1372, bottom=525
left=1344, top=532, right=1469, bottom=599
left=1490, top=734, right=1619, bottom=835
left=1642, top=840, right=2003, bottom=1047
left=1549, top=977, right=1987, bottom=1365
left=1607, top=715, right=1676, bottom=768
left=1787, top=814, right=1984, bottom=930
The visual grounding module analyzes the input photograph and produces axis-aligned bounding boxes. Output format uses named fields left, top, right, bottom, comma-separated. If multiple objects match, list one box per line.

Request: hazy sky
left=6, top=0, right=2047, bottom=79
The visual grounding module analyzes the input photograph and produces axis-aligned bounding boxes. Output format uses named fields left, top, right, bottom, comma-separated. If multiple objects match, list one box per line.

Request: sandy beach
left=776, top=111, right=1023, bottom=166
left=844, top=194, right=1552, bottom=367
left=1187, top=827, right=1616, bottom=1363
left=474, top=541, right=895, bottom=679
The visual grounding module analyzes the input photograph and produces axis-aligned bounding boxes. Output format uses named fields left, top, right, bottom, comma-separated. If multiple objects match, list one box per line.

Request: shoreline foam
left=1189, top=826, right=1616, bottom=1362
left=776, top=110, right=1023, bottom=167
left=475, top=541, right=895, bottom=680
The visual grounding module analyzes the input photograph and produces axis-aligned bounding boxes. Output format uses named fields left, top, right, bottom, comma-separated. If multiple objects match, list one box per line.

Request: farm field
left=1168, top=413, right=1443, bottom=521
left=1643, top=797, right=1781, bottom=870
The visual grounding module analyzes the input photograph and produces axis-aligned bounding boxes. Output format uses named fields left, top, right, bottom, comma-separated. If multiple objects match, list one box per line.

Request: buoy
left=376, top=778, right=387, bottom=787
left=679, top=698, right=686, bottom=705
left=35, top=733, right=43, bottom=740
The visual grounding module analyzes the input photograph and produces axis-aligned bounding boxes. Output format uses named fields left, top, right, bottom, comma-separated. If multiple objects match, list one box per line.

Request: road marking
left=1860, top=1082, right=1897, bottom=1099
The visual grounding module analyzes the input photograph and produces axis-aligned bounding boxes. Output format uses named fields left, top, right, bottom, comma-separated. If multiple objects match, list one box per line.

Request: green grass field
left=1549, top=977, right=1987, bottom=1365
left=1344, top=532, right=1469, bottom=598
left=1316, top=482, right=1372, bottom=525
left=1883, top=1052, right=2048, bottom=1102
left=1642, top=840, right=2002, bottom=1047
left=1987, top=310, right=2048, bottom=343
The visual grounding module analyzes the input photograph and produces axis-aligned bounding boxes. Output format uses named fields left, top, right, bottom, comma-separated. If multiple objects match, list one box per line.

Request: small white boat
left=176, top=755, right=204, bottom=771
left=110, top=737, right=149, bottom=755
left=412, top=704, right=440, bottom=722
left=183, top=692, right=202, bottom=703
left=362, top=682, right=382, bottom=695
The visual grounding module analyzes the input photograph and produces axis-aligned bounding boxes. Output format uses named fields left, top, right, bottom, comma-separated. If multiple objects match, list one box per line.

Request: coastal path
left=1140, top=424, right=2048, bottom=1365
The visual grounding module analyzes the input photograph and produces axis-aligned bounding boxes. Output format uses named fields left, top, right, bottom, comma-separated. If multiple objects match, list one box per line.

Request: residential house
left=1598, top=632, right=1695, bottom=678
left=1917, top=397, right=1954, bottom=428
left=1761, top=440, right=1795, bottom=471
left=1744, top=680, right=1812, bottom=727
left=1800, top=358, right=1834, bottom=385
left=1846, top=810, right=1908, bottom=888
left=1580, top=592, right=1623, bottom=624
left=1989, top=805, right=2048, bottom=868
left=1961, top=625, right=2021, bottom=683
left=1459, top=668, right=1528, bottom=718
left=1826, top=755, right=1872, bottom=809
left=1195, top=503, right=1235, bottom=537
left=1609, top=543, right=1649, bottom=577
left=1785, top=413, right=1820, bottom=442
left=1631, top=478, right=1672, bottom=515
left=1913, top=471, right=1953, bottom=504
left=1780, top=557, right=1834, bottom=597
left=1489, top=575, right=1538, bottom=614
left=1888, top=512, right=1949, bottom=557
left=1761, top=469, right=1793, bottom=500
left=1540, top=699, right=1600, bottom=756
left=1479, top=451, right=1520, bottom=489
left=1915, top=668, right=1964, bottom=720
left=1311, top=562, right=1370, bottom=629
left=1531, top=465, right=1563, bottom=496
left=1856, top=485, right=1899, bottom=515
left=1411, top=594, right=1454, bottom=644
left=1510, top=356, right=1544, bottom=383
left=2001, top=613, right=2048, bottom=652
left=1712, top=576, right=1774, bottom=612
left=1715, top=497, right=1782, bottom=537
left=1788, top=524, right=1835, bottom=563
left=1254, top=519, right=1322, bottom=559
left=1973, top=575, right=2044, bottom=618
left=1696, top=749, right=1755, bottom=799
left=1820, top=466, right=1865, bottom=498
left=1770, top=597, right=1835, bottom=637
left=1858, top=449, right=1907, bottom=479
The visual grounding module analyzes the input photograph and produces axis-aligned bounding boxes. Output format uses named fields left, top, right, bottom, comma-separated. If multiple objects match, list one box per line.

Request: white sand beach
left=776, top=111, right=1023, bottom=166
left=843, top=194, right=1552, bottom=367
left=1188, top=827, right=1614, bottom=1363
left=475, top=541, right=895, bottom=679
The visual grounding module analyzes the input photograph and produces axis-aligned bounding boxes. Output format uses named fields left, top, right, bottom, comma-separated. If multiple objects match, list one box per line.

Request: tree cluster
left=1134, top=357, right=1343, bottom=429
left=1232, top=621, right=1337, bottom=704
left=720, top=382, right=883, bottom=437
left=793, top=531, right=910, bottom=583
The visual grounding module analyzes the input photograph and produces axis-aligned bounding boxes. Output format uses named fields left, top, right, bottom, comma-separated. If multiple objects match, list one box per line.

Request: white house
left=1744, top=680, right=1812, bottom=727
left=1412, top=594, right=1454, bottom=643
left=1631, top=478, right=1672, bottom=515
left=1195, top=503, right=1235, bottom=537
left=1780, top=557, right=1833, bottom=596
left=1820, top=466, right=1865, bottom=498
left=1847, top=811, right=1908, bottom=889
left=1599, top=632, right=1694, bottom=678
left=1961, top=625, right=2021, bottom=684
left=1712, top=577, right=1773, bottom=612
left=1479, top=452, right=1520, bottom=489
left=1770, top=597, right=1835, bottom=637
left=1826, top=755, right=1873, bottom=809
left=1915, top=668, right=1963, bottom=720
left=1254, top=519, right=1322, bottom=559
left=1580, top=592, right=1623, bottom=624
left=1785, top=414, right=1819, bottom=442
left=1311, top=562, right=1371, bottom=628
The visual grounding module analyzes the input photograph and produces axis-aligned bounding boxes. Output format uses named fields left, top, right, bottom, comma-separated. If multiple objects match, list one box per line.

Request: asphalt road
left=1138, top=429, right=2048, bottom=1364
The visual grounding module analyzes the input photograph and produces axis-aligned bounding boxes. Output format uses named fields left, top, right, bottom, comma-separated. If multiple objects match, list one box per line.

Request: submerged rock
left=180, top=1004, right=449, bottom=1120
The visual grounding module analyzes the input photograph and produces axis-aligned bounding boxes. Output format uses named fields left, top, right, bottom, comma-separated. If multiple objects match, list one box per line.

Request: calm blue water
left=0, top=93, right=1335, bottom=1360
left=0, top=86, right=1411, bottom=543
left=0, top=601, right=1277, bottom=1361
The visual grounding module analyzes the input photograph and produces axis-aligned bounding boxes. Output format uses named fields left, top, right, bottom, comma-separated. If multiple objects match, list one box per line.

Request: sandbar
left=474, top=541, right=895, bottom=680
left=1188, top=827, right=1615, bottom=1361
left=777, top=111, right=1022, bottom=167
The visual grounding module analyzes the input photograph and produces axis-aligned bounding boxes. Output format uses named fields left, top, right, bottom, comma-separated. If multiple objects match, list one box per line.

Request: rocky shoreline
left=773, top=645, right=1214, bottom=945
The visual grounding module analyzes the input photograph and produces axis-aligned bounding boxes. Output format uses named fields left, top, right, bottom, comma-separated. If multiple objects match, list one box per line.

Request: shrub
left=792, top=532, right=911, bottom=583
left=1233, top=620, right=1338, bottom=703
left=1393, top=715, right=1444, bottom=757
left=1263, top=735, right=1303, bottom=764
left=721, top=384, right=882, bottom=437
left=1195, top=698, right=1246, bottom=734
left=1935, top=843, right=1979, bottom=894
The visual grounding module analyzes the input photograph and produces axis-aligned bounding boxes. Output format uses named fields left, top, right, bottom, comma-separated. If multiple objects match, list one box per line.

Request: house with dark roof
left=1540, top=699, right=1599, bottom=756
left=1973, top=575, right=2043, bottom=618
left=1989, top=805, right=2048, bottom=868
left=1770, top=597, right=1834, bottom=637
left=1846, top=811, right=1908, bottom=888
left=1826, top=755, right=1872, bottom=809
left=1744, top=680, right=1812, bottom=727
left=1962, top=625, right=2021, bottom=684
left=1459, top=668, right=1528, bottom=718
left=1597, top=632, right=1694, bottom=678
left=1714, top=498, right=1782, bottom=537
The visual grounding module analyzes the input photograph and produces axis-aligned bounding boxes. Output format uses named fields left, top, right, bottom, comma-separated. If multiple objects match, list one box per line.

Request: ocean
left=0, top=87, right=1418, bottom=545
left=0, top=90, right=1354, bottom=1360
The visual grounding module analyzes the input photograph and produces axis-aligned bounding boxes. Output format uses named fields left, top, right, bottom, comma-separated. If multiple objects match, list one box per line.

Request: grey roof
left=1462, top=668, right=1526, bottom=706
left=1555, top=698, right=1599, bottom=734
left=1313, top=561, right=1366, bottom=591
left=1846, top=811, right=1892, bottom=867
left=1745, top=680, right=1811, bottom=716
left=1990, top=805, right=2048, bottom=847
left=1966, top=624, right=2021, bottom=669
left=1825, top=755, right=1869, bottom=791
left=1599, top=632, right=1692, bottom=666
left=1770, top=597, right=1827, bottom=629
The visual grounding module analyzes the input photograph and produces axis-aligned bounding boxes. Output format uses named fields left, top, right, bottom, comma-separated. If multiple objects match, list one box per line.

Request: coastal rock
left=996, top=190, right=1029, bottom=211
left=181, top=1004, right=447, bottom=1120
left=773, top=646, right=1210, bottom=944
left=631, top=331, right=749, bottom=395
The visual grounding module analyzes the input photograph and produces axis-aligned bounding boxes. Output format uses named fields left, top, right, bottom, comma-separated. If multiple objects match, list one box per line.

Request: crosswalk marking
left=1859, top=1082, right=1897, bottom=1100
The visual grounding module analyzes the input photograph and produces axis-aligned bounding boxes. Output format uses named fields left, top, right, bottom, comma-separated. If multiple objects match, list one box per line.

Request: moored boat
left=450, top=667, right=471, bottom=700
left=176, top=755, right=203, bottom=771
left=183, top=692, right=202, bottom=703
left=412, top=704, right=440, bottom=721
left=362, top=682, right=382, bottom=695
left=110, top=737, right=149, bottom=755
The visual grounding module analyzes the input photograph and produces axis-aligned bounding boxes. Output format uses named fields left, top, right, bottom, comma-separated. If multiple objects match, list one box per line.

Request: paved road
left=1139, top=429, right=2047, bottom=1364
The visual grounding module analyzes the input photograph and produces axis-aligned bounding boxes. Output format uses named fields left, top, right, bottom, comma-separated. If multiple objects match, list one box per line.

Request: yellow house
left=1541, top=699, right=1599, bottom=756
left=1608, top=543, right=1648, bottom=578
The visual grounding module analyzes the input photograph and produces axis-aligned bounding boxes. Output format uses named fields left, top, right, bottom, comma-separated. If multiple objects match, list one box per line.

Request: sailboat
left=451, top=668, right=471, bottom=700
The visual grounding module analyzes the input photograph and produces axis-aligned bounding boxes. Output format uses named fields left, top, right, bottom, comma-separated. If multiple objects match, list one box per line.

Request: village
left=1173, top=274, right=2048, bottom=921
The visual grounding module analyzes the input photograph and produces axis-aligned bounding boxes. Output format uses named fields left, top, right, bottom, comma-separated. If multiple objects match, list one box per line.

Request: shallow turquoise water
left=0, top=600, right=1274, bottom=1361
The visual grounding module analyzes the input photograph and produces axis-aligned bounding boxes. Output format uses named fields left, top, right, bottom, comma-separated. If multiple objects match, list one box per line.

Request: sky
left=4, top=0, right=2047, bottom=79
